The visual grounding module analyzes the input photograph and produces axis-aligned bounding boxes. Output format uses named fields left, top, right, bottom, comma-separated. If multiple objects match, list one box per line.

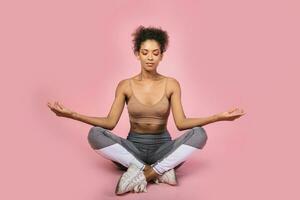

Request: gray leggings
left=87, top=126, right=208, bottom=174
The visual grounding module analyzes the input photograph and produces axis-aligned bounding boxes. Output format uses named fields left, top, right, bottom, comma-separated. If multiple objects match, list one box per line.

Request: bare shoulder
left=114, top=78, right=130, bottom=94
left=116, top=78, right=135, bottom=98
left=167, top=76, right=180, bottom=85
left=116, top=79, right=126, bottom=89
left=166, top=76, right=181, bottom=93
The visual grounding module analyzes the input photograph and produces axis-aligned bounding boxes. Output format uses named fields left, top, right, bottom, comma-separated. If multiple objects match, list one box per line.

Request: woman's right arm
left=48, top=79, right=127, bottom=130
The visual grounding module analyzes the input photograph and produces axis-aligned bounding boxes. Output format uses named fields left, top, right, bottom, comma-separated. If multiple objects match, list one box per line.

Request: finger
left=238, top=109, right=244, bottom=114
left=57, top=102, right=63, bottom=109
left=54, top=102, right=61, bottom=110
left=235, top=108, right=243, bottom=114
left=229, top=107, right=237, bottom=113
left=234, top=109, right=242, bottom=115
left=49, top=103, right=54, bottom=109
left=234, top=113, right=243, bottom=117
left=228, top=108, right=234, bottom=112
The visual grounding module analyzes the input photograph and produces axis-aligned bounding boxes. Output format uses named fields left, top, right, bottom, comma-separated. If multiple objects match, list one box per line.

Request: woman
left=47, top=25, right=245, bottom=195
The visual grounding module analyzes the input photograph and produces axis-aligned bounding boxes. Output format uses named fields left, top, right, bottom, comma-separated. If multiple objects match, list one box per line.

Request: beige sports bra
left=127, top=77, right=171, bottom=125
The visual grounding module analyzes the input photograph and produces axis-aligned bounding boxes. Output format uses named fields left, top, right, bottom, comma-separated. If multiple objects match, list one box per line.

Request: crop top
left=127, top=77, right=171, bottom=125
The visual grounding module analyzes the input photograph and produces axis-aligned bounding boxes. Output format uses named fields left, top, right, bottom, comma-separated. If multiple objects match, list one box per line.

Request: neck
left=139, top=69, right=160, bottom=80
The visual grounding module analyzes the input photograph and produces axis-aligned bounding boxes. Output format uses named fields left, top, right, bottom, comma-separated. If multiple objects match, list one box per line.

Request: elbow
left=106, top=126, right=114, bottom=131
left=107, top=122, right=116, bottom=131
left=104, top=117, right=116, bottom=130
left=176, top=123, right=184, bottom=131
left=176, top=118, right=186, bottom=131
left=177, top=127, right=184, bottom=131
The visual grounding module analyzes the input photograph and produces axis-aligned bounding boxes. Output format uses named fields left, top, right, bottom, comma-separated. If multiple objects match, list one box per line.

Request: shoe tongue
left=128, top=164, right=139, bottom=172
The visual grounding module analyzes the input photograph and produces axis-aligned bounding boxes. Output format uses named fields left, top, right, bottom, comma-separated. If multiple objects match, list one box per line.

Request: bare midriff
left=129, top=121, right=168, bottom=134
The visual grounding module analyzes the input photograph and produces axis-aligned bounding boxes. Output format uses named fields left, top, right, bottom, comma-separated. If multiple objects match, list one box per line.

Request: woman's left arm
left=169, top=78, right=246, bottom=131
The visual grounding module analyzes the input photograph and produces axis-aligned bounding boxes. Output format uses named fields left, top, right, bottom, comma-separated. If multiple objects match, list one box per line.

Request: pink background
left=1, top=0, right=299, bottom=199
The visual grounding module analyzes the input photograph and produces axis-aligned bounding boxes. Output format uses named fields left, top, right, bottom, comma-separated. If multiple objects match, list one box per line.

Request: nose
left=147, top=53, right=153, bottom=60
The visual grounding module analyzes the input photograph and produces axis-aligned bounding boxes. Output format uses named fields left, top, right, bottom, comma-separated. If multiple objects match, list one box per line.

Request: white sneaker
left=115, top=163, right=147, bottom=195
left=133, top=181, right=147, bottom=193
left=154, top=168, right=177, bottom=186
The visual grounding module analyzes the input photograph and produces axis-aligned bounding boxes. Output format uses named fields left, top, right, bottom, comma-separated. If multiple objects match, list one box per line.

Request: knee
left=191, top=127, right=208, bottom=149
left=87, top=126, right=107, bottom=149
left=88, top=126, right=106, bottom=140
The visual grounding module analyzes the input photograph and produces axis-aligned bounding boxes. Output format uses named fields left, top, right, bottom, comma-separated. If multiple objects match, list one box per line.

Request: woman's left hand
left=217, top=107, right=246, bottom=121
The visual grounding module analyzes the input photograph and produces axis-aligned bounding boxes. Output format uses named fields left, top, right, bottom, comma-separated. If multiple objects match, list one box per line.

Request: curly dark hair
left=131, top=25, right=169, bottom=54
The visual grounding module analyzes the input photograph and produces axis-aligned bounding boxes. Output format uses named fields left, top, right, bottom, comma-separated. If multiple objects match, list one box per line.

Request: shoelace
left=121, top=167, right=139, bottom=182
left=133, top=180, right=147, bottom=193
left=125, top=172, right=146, bottom=191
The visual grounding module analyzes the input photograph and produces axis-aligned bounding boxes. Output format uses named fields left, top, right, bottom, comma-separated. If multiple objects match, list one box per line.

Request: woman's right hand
left=47, top=101, right=75, bottom=118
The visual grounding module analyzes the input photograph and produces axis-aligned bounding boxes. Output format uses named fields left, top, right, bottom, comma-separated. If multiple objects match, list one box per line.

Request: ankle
left=143, top=164, right=151, bottom=172
left=143, top=167, right=160, bottom=182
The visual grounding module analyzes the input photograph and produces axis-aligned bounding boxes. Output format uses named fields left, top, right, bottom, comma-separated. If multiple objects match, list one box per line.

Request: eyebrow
left=141, top=48, right=159, bottom=51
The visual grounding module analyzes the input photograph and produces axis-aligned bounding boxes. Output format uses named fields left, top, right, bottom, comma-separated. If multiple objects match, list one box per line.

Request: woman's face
left=135, top=39, right=163, bottom=72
